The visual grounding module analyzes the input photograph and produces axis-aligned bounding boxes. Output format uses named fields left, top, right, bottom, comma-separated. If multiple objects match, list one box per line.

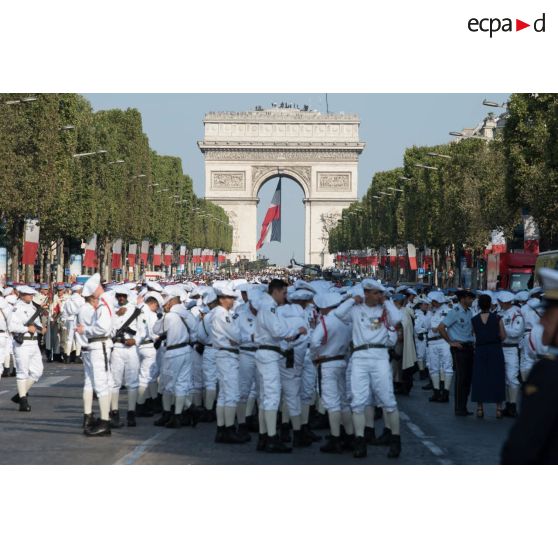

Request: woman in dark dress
left=471, top=294, right=507, bottom=418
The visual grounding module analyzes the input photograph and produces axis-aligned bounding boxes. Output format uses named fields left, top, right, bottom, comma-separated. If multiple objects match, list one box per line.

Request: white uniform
left=301, top=304, right=318, bottom=407
left=110, top=303, right=141, bottom=395
left=238, top=306, right=258, bottom=405
left=0, top=299, right=12, bottom=378
left=76, top=303, right=96, bottom=394
left=9, top=299, right=44, bottom=385
left=197, top=309, right=217, bottom=393
left=500, top=306, right=525, bottom=402
left=425, top=305, right=453, bottom=386
left=62, top=293, right=85, bottom=356
left=414, top=308, right=428, bottom=368
left=136, top=304, right=159, bottom=390
left=520, top=303, right=540, bottom=380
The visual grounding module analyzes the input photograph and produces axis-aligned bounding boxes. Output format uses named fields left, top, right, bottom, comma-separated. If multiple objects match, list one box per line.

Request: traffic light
left=478, top=258, right=486, bottom=273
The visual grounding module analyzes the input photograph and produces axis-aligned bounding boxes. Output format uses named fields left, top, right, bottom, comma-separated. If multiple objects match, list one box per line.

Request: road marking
left=400, top=409, right=453, bottom=465
left=114, top=430, right=176, bottom=465
left=0, top=390, right=9, bottom=396
left=34, top=376, right=70, bottom=388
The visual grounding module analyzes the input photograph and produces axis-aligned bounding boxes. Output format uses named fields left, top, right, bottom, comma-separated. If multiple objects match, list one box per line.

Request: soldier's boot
left=82, top=413, right=97, bottom=431
left=11, top=393, right=21, bottom=404
left=256, top=433, right=268, bottom=451
left=419, top=368, right=429, bottom=381
left=62, top=353, right=70, bottom=364
left=223, top=425, right=245, bottom=444
left=352, top=436, right=367, bottom=458
left=265, top=435, right=292, bottom=453
left=214, top=425, right=226, bottom=443
left=439, top=389, right=450, bottom=403
left=320, top=435, right=343, bottom=454
left=151, top=394, right=163, bottom=414
left=429, top=389, right=442, bottom=402
left=181, top=408, right=193, bottom=427
left=236, top=423, right=252, bottom=443
left=364, top=426, right=376, bottom=445
left=312, top=412, right=330, bottom=430
left=109, top=410, right=123, bottom=428
left=387, top=434, right=402, bottom=459
left=245, top=414, right=259, bottom=433
left=2, top=367, right=10, bottom=378
left=153, top=411, right=171, bottom=427
left=18, top=396, right=31, bottom=412
left=279, top=422, right=291, bottom=443
left=187, top=404, right=201, bottom=427
left=341, top=433, right=356, bottom=451
left=127, top=410, right=137, bottom=427
left=508, top=403, right=518, bottom=418
left=69, top=351, right=76, bottom=363
left=292, top=429, right=312, bottom=448
left=371, top=427, right=392, bottom=446
left=301, top=423, right=321, bottom=443
left=501, top=402, right=512, bottom=417
left=135, top=403, right=154, bottom=417
left=85, top=419, right=111, bottom=437
left=165, top=414, right=182, bottom=429
left=9, top=367, right=16, bottom=377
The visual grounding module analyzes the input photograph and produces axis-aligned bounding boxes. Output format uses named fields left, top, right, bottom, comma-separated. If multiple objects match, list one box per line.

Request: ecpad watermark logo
left=468, top=13, right=546, bottom=37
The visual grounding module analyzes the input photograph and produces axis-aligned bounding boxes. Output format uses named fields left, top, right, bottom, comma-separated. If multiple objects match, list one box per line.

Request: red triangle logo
left=516, top=19, right=530, bottom=31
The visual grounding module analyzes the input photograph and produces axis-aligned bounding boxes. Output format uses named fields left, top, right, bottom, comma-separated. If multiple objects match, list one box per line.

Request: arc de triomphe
left=198, top=107, right=365, bottom=266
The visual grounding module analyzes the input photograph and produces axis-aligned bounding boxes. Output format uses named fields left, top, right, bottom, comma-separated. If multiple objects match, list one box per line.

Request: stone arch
left=251, top=166, right=311, bottom=200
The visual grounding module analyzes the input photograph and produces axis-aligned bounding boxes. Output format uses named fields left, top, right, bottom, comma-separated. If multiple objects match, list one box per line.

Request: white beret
left=529, top=286, right=543, bottom=298
left=314, top=292, right=342, bottom=309
left=17, top=285, right=38, bottom=295
left=162, top=285, right=183, bottom=299
left=361, top=278, right=385, bottom=292
left=144, top=292, right=164, bottom=307
left=114, top=285, right=130, bottom=296
left=216, top=286, right=239, bottom=298
left=514, top=291, right=529, bottom=303
left=427, top=291, right=446, bottom=304
left=5, top=294, right=18, bottom=305
left=496, top=291, right=515, bottom=303
left=293, top=279, right=316, bottom=293
left=288, top=289, right=314, bottom=302
left=146, top=280, right=163, bottom=292
left=202, top=288, right=217, bottom=305
left=82, top=273, right=101, bottom=297
left=71, top=284, right=83, bottom=293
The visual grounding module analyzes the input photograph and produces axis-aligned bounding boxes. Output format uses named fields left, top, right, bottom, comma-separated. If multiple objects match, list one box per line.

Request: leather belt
left=140, top=340, right=154, bottom=346
left=204, top=343, right=213, bottom=347
left=313, top=354, right=346, bottom=365
left=428, top=336, right=443, bottom=342
left=352, top=343, right=387, bottom=352
left=502, top=343, right=519, bottom=348
left=240, top=346, right=258, bottom=352
left=23, top=335, right=37, bottom=340
left=258, top=344, right=285, bottom=356
left=89, top=336, right=109, bottom=343
left=525, top=329, right=532, bottom=333
left=219, top=347, right=240, bottom=354
left=166, top=341, right=190, bottom=351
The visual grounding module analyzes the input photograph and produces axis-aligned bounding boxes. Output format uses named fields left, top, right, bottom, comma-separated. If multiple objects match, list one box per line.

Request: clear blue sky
left=85, top=93, right=509, bottom=265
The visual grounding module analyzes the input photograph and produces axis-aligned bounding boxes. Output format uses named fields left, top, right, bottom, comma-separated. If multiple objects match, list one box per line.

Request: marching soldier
left=0, top=296, right=12, bottom=383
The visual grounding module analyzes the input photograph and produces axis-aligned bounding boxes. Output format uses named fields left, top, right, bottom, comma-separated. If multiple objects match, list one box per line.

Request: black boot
left=19, top=396, right=31, bottom=412
left=2, top=367, right=9, bottom=378
left=70, top=351, right=76, bottom=363
left=236, top=423, right=252, bottom=443
left=256, top=433, right=268, bottom=451
left=353, top=436, right=367, bottom=458
left=127, top=410, right=137, bottom=427
left=135, top=403, right=154, bottom=417
left=310, top=412, right=329, bottom=430
left=62, top=353, right=70, bottom=364
left=419, top=368, right=429, bottom=380
left=85, top=419, right=111, bottom=437
left=11, top=393, right=21, bottom=404
left=429, top=389, right=442, bottom=402
left=265, top=434, right=292, bottom=453
left=279, top=422, right=291, bottom=443
left=151, top=394, right=163, bottom=414
left=439, top=389, right=449, bottom=403
left=387, top=434, right=401, bottom=458
left=245, top=414, right=259, bottom=433
left=371, top=427, right=391, bottom=446
left=165, top=414, right=182, bottom=428
left=301, top=423, right=321, bottom=443
left=341, top=432, right=356, bottom=451
left=508, top=403, right=518, bottom=418
left=293, top=429, right=312, bottom=448
left=364, top=426, right=376, bottom=445
left=154, top=410, right=171, bottom=426
left=184, top=404, right=200, bottom=427
left=215, top=425, right=226, bottom=443
left=82, top=413, right=97, bottom=431
left=320, top=435, right=343, bottom=454
left=223, top=425, right=245, bottom=444
left=9, top=367, right=16, bottom=377
left=109, top=410, right=123, bottom=428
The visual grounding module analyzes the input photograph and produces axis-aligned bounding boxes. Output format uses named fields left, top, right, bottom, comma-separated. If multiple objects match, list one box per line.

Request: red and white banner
left=523, top=215, right=540, bottom=255
left=22, top=218, right=40, bottom=266
left=218, top=251, right=226, bottom=263
left=164, top=244, right=173, bottom=266
left=83, top=234, right=97, bottom=268
left=490, top=229, right=506, bottom=254
left=192, top=248, right=202, bottom=264
left=111, top=238, right=122, bottom=269
left=140, top=240, right=149, bottom=265
left=407, top=243, right=417, bottom=271
left=153, top=243, right=162, bottom=266
left=128, top=243, right=137, bottom=266
left=388, top=246, right=397, bottom=266
left=179, top=245, right=186, bottom=265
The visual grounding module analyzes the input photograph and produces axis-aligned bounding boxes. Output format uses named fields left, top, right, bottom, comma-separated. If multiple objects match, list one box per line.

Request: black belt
left=166, top=341, right=190, bottom=351
left=428, top=336, right=442, bottom=342
left=218, top=347, right=239, bottom=354
left=240, top=346, right=258, bottom=352
left=140, top=340, right=154, bottom=346
left=352, top=343, right=387, bottom=352
left=89, top=336, right=109, bottom=343
left=314, top=354, right=346, bottom=365
left=22, top=335, right=38, bottom=340
left=204, top=343, right=213, bottom=347
left=525, top=329, right=532, bottom=333
left=258, top=345, right=285, bottom=356
left=503, top=343, right=519, bottom=348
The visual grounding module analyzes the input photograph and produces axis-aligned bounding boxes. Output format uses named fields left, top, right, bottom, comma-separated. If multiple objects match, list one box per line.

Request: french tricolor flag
left=407, top=243, right=417, bottom=271
left=83, top=234, right=97, bottom=268
left=128, top=243, right=137, bottom=266
left=111, top=238, right=123, bottom=269
left=153, top=243, right=162, bottom=266
left=140, top=240, right=149, bottom=265
left=22, top=219, right=40, bottom=265
left=256, top=178, right=281, bottom=250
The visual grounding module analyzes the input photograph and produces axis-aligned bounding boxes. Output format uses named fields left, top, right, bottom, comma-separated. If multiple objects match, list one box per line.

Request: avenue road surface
left=0, top=361, right=512, bottom=465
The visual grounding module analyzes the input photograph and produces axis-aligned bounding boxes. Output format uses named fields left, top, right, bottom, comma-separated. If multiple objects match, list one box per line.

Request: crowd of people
left=0, top=271, right=553, bottom=461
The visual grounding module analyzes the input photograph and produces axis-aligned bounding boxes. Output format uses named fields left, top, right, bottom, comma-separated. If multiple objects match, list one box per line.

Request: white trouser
left=0, top=336, right=8, bottom=376
left=110, top=345, right=140, bottom=391
left=415, top=337, right=427, bottom=365
left=154, top=347, right=164, bottom=382
left=191, top=348, right=204, bottom=394
left=87, top=344, right=113, bottom=397
left=256, top=350, right=282, bottom=411
left=351, top=349, right=397, bottom=413
left=216, top=350, right=240, bottom=407
left=279, top=356, right=302, bottom=417
left=202, top=346, right=217, bottom=391
left=301, top=348, right=317, bottom=404
left=160, top=347, right=192, bottom=396
left=239, top=350, right=257, bottom=403
left=427, top=340, right=453, bottom=379
left=81, top=350, right=93, bottom=392
left=503, top=345, right=520, bottom=388
left=519, top=334, right=534, bottom=376
left=14, top=340, right=44, bottom=382
left=138, top=345, right=157, bottom=388
left=319, top=360, right=350, bottom=413
left=64, top=320, right=78, bottom=355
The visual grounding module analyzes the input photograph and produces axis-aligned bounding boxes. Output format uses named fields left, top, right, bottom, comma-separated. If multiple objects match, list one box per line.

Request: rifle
left=112, top=306, right=142, bottom=344
left=13, top=302, right=43, bottom=344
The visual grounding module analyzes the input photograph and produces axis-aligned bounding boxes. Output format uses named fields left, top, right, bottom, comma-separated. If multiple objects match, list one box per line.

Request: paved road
left=0, top=361, right=513, bottom=465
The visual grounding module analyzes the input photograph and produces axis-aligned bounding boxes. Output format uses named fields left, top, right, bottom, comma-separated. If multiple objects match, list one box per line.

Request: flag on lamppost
left=140, top=240, right=149, bottom=265
left=164, top=244, right=173, bottom=266
left=407, top=243, right=417, bottom=270
left=111, top=238, right=122, bottom=269
left=179, top=245, right=186, bottom=265
left=128, top=243, right=137, bottom=266
left=22, top=218, right=40, bottom=266
left=153, top=243, right=162, bottom=266
left=256, top=178, right=281, bottom=250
